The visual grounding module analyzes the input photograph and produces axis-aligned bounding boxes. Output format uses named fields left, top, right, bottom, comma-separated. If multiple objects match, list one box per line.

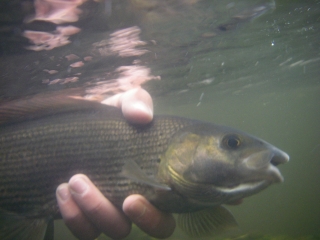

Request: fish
left=218, top=0, right=276, bottom=31
left=0, top=92, right=289, bottom=239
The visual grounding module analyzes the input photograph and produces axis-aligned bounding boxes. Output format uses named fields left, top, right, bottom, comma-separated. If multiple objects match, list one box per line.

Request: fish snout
left=270, top=147, right=290, bottom=166
left=243, top=147, right=289, bottom=183
left=244, top=147, right=289, bottom=169
left=267, top=148, right=289, bottom=183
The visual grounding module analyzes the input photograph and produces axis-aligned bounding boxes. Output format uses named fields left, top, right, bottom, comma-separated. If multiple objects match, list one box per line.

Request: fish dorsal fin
left=0, top=209, right=51, bottom=240
left=121, top=160, right=171, bottom=191
left=177, top=206, right=238, bottom=237
left=0, top=90, right=111, bottom=125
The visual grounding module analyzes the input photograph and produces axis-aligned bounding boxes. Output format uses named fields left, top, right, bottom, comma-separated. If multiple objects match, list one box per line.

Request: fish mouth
left=243, top=147, right=289, bottom=182
left=216, top=147, right=289, bottom=200
left=269, top=147, right=290, bottom=167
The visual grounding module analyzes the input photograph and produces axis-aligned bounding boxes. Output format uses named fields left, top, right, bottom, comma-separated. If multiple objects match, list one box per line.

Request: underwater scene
left=0, top=0, right=319, bottom=240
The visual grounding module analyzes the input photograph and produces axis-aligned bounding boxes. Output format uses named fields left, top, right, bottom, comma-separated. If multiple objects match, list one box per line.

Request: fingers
left=56, top=183, right=100, bottom=240
left=56, top=174, right=131, bottom=240
left=102, top=87, right=153, bottom=124
left=57, top=175, right=176, bottom=239
left=123, top=195, right=176, bottom=239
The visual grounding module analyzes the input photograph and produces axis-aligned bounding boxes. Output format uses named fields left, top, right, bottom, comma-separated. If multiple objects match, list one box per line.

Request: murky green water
left=1, top=0, right=319, bottom=239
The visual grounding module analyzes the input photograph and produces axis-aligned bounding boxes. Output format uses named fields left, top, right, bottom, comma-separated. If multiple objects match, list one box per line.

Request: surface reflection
left=24, top=25, right=80, bottom=51
left=27, top=0, right=86, bottom=24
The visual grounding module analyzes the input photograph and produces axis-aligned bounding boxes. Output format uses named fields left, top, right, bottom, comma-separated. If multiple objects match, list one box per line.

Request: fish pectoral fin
left=121, top=160, right=171, bottom=191
left=177, top=206, right=238, bottom=237
left=0, top=209, right=52, bottom=240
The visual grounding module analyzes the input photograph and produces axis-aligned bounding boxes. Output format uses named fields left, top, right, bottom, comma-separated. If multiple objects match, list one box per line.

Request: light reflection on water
left=0, top=0, right=319, bottom=239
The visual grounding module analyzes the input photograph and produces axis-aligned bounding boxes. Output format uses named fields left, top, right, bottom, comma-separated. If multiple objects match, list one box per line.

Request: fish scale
left=0, top=108, right=193, bottom=218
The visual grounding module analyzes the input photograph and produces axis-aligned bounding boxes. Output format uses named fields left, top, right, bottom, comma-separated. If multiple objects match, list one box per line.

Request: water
left=0, top=0, right=319, bottom=239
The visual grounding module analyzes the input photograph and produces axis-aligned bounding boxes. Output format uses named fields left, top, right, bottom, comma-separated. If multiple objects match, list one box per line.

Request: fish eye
left=223, top=135, right=241, bottom=149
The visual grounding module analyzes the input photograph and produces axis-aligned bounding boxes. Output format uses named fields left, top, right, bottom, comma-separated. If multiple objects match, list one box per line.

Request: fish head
left=159, top=123, right=289, bottom=207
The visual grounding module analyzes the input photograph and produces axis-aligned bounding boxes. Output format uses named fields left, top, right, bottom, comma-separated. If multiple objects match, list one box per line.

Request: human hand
left=101, top=87, right=153, bottom=124
left=56, top=88, right=176, bottom=239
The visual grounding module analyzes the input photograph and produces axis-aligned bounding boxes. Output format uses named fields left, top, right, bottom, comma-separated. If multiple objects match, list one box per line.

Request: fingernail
left=56, top=185, right=70, bottom=202
left=128, top=199, right=147, bottom=221
left=69, top=176, right=88, bottom=195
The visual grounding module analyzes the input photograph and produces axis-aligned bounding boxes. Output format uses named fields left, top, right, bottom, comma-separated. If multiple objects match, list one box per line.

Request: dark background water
left=0, top=0, right=319, bottom=239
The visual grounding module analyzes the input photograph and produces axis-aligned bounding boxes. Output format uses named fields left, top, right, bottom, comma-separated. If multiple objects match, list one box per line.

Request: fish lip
left=267, top=164, right=285, bottom=183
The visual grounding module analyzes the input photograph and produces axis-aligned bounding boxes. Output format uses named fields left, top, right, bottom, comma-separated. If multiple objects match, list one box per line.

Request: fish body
left=0, top=106, right=194, bottom=217
left=0, top=94, right=289, bottom=239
